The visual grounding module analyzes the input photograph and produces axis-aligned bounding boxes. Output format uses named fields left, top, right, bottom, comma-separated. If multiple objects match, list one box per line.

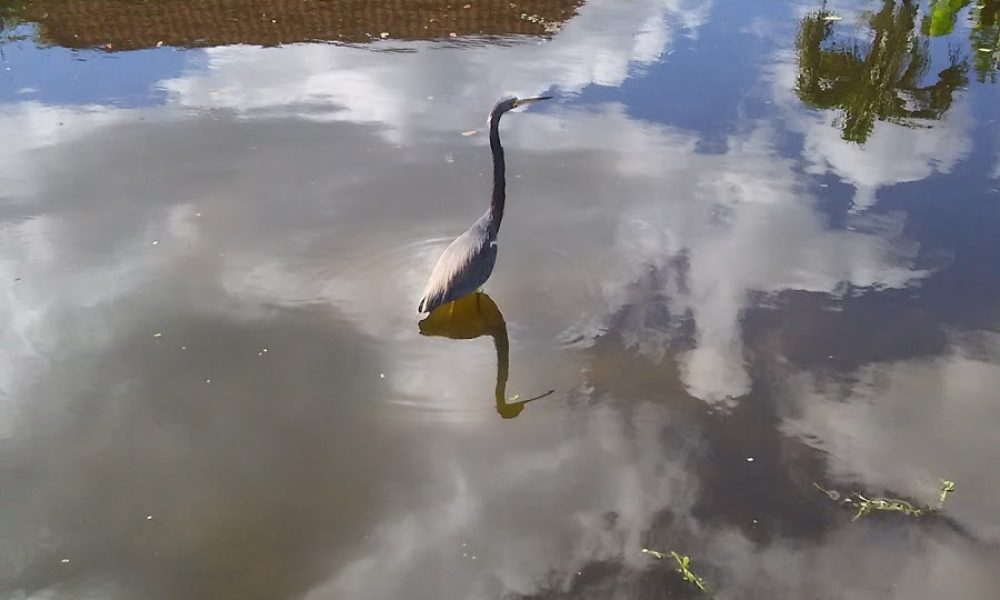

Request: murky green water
left=1, top=1, right=999, bottom=598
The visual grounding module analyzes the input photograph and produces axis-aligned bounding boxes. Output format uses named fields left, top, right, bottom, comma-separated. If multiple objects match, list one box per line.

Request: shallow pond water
left=1, top=0, right=999, bottom=598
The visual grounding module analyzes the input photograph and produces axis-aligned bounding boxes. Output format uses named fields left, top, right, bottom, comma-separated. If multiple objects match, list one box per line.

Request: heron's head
left=491, top=95, right=552, bottom=119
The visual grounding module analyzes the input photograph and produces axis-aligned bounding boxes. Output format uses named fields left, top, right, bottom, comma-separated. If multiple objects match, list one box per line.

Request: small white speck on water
left=195, top=212, right=202, bottom=217
left=379, top=373, right=385, bottom=379
left=153, top=332, right=163, bottom=338
left=752, top=519, right=758, bottom=524
left=205, top=378, right=212, bottom=384
left=746, top=457, right=754, bottom=462
left=146, top=515, right=153, bottom=520
left=445, top=154, right=455, bottom=163
left=827, top=355, right=834, bottom=359
left=60, top=558, right=70, bottom=564
left=471, top=555, right=477, bottom=560
left=462, top=553, right=467, bottom=557
left=152, top=240, right=159, bottom=246
left=180, top=345, right=187, bottom=350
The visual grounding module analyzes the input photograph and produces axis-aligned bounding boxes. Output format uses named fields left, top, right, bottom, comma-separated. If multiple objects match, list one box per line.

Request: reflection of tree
left=921, top=0, right=1000, bottom=82
left=0, top=2, right=25, bottom=44
left=796, top=0, right=969, bottom=143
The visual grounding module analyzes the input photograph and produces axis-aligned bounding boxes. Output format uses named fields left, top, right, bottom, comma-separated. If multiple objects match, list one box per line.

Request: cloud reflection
left=160, top=0, right=711, bottom=142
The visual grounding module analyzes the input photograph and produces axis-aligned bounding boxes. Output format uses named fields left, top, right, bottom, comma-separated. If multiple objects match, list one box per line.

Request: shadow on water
left=419, top=292, right=554, bottom=419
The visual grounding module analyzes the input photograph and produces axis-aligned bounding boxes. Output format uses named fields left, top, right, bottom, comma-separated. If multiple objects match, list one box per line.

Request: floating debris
left=146, top=515, right=153, bottom=520
left=813, top=479, right=956, bottom=520
left=461, top=130, right=478, bottom=136
left=642, top=548, right=709, bottom=593
left=60, top=558, right=70, bottom=564
left=152, top=332, right=163, bottom=338
left=520, top=12, right=563, bottom=32
left=746, top=457, right=754, bottom=462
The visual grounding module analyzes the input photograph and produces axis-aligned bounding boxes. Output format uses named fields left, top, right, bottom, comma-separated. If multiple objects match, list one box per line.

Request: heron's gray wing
left=418, top=228, right=497, bottom=313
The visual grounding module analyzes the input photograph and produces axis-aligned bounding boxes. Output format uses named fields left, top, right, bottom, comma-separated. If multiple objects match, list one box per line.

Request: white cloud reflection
left=160, top=0, right=710, bottom=143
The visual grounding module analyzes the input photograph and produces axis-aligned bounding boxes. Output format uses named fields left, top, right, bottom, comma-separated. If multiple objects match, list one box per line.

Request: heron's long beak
left=514, top=95, right=553, bottom=107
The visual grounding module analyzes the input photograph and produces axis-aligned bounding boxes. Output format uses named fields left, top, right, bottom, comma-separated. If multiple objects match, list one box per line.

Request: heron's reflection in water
left=419, top=292, right=554, bottom=419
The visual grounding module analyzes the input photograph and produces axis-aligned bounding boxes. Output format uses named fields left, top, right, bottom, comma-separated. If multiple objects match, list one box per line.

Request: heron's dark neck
left=488, top=108, right=507, bottom=234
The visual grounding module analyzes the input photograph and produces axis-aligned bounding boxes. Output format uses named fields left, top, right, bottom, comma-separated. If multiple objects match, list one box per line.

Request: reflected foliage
left=920, top=0, right=1000, bottom=82
left=796, top=0, right=969, bottom=143
left=419, top=292, right=553, bottom=419
left=0, top=1, right=27, bottom=44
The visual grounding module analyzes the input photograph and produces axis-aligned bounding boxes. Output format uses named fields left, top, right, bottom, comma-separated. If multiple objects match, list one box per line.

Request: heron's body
left=418, top=95, right=549, bottom=314
left=418, top=213, right=497, bottom=313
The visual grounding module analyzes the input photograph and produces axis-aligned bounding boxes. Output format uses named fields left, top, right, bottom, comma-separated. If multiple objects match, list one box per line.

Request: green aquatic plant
left=922, top=0, right=971, bottom=36
left=813, top=479, right=956, bottom=520
left=641, top=548, right=709, bottom=593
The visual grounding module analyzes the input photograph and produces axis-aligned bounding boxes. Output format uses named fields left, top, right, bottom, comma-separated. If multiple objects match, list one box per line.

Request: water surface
left=1, top=0, right=999, bottom=598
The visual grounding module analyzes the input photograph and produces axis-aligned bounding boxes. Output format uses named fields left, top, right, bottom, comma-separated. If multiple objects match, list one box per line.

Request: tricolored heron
left=417, top=95, right=551, bottom=314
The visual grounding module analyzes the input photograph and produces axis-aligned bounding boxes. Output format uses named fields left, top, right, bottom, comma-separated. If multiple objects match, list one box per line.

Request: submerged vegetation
left=813, top=479, right=956, bottom=520
left=641, top=548, right=710, bottom=594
